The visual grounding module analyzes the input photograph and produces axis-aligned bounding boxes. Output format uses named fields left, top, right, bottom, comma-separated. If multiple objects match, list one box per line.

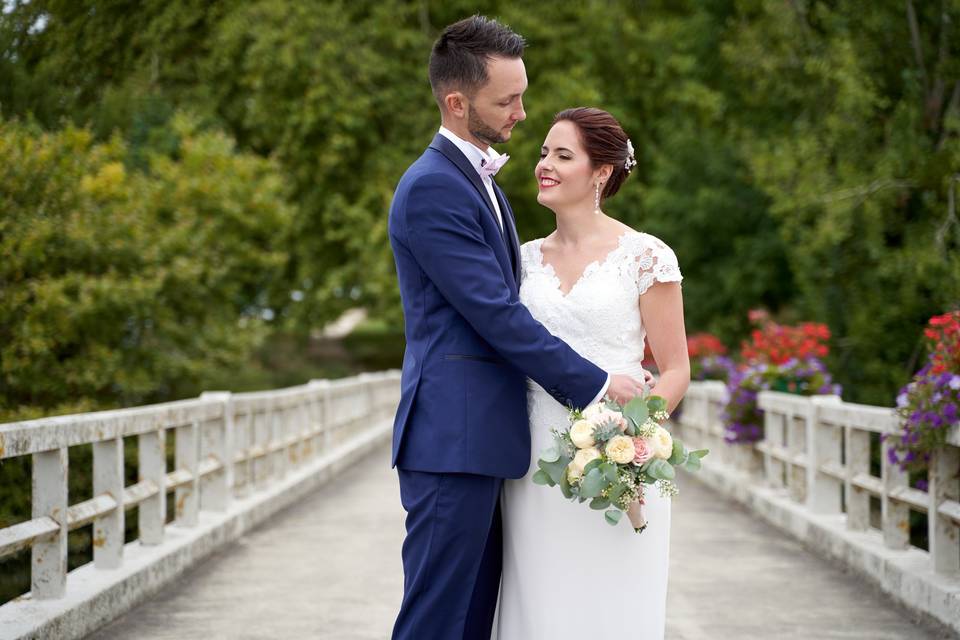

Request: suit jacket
left=387, top=133, right=606, bottom=478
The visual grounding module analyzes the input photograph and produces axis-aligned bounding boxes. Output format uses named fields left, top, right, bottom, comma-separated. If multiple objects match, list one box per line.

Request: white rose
left=582, top=403, right=604, bottom=420
left=569, top=420, right=596, bottom=449
left=605, top=435, right=636, bottom=464
left=652, top=426, right=674, bottom=460
left=571, top=447, right=601, bottom=474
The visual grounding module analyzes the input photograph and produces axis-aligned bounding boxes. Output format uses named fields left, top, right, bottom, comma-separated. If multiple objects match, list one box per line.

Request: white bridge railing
left=675, top=380, right=960, bottom=633
left=0, top=371, right=400, bottom=639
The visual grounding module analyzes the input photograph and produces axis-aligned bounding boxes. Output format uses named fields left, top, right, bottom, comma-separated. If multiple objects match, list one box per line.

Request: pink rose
left=632, top=437, right=655, bottom=464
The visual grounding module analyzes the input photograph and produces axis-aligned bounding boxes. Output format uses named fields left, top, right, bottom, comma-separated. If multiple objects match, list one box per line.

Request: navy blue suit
left=388, top=133, right=606, bottom=639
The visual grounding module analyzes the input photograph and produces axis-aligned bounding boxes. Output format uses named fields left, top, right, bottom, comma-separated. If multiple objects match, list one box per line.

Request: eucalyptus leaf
left=579, top=468, right=606, bottom=499
left=684, top=456, right=702, bottom=472
left=532, top=469, right=554, bottom=486
left=647, top=396, right=668, bottom=414
left=590, top=497, right=611, bottom=510
left=559, top=466, right=574, bottom=498
left=607, top=482, right=628, bottom=502
left=600, top=462, right=619, bottom=483
left=605, top=509, right=623, bottom=526
left=539, top=442, right=561, bottom=463
left=648, top=458, right=676, bottom=480
left=583, top=458, right=602, bottom=476
left=622, top=396, right=649, bottom=428
left=668, top=441, right=688, bottom=466
left=539, top=455, right=570, bottom=485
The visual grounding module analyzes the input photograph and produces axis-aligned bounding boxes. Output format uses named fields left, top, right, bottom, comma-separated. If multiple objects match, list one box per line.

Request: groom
left=388, top=15, right=646, bottom=640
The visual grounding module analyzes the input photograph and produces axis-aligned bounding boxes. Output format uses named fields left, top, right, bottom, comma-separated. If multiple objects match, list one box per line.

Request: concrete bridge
left=0, top=374, right=957, bottom=639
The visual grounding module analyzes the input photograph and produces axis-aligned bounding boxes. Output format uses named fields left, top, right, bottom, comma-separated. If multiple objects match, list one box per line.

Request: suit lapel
left=493, top=181, right=522, bottom=285
left=428, top=134, right=501, bottom=228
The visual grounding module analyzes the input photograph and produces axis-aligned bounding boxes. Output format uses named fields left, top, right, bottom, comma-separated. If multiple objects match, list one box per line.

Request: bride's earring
left=594, top=182, right=601, bottom=215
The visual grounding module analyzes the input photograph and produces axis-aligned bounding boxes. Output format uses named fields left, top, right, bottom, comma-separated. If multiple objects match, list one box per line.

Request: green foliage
left=4, top=0, right=956, bottom=404
left=0, top=115, right=293, bottom=416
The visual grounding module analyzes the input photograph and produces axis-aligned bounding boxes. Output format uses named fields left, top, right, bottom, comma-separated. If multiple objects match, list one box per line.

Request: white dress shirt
left=435, top=126, right=612, bottom=406
left=438, top=126, right=504, bottom=232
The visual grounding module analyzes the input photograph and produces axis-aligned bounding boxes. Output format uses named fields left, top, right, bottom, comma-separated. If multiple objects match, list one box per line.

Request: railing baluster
left=809, top=399, right=842, bottom=514
left=846, top=425, right=871, bottom=531
left=278, top=403, right=291, bottom=476
left=200, top=392, right=232, bottom=512
left=175, top=420, right=199, bottom=526
left=32, top=447, right=68, bottom=599
left=881, top=432, right=910, bottom=549
left=930, top=445, right=960, bottom=575
left=93, top=436, right=124, bottom=568
left=238, top=410, right=253, bottom=497
left=788, top=412, right=806, bottom=503
left=764, top=410, right=785, bottom=490
left=138, top=429, right=166, bottom=545
left=254, top=407, right=268, bottom=489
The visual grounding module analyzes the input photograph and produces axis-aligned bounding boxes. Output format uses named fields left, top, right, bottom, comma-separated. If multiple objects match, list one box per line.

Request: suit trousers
left=392, top=469, right=503, bottom=640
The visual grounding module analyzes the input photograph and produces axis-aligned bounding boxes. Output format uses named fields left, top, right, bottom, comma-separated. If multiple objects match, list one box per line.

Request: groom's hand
left=607, top=374, right=646, bottom=404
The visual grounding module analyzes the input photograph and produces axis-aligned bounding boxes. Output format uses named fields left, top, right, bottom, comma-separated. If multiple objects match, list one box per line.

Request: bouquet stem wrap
left=627, top=500, right=647, bottom=533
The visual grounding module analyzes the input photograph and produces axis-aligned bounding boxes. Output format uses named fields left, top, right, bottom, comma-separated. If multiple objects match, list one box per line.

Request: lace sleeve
left=632, top=233, right=682, bottom=296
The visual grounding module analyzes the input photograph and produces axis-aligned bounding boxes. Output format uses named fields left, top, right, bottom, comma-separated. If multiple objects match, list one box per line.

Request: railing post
left=808, top=397, right=842, bottom=514
left=93, top=436, right=124, bottom=568
left=271, top=400, right=287, bottom=480
left=881, top=431, right=910, bottom=550
left=303, top=388, right=316, bottom=462
left=788, top=409, right=807, bottom=503
left=324, top=381, right=336, bottom=450
left=253, top=406, right=269, bottom=489
left=763, top=408, right=785, bottom=489
left=200, top=392, right=233, bottom=512
left=239, top=410, right=254, bottom=497
left=138, top=429, right=166, bottom=545
left=846, top=423, right=871, bottom=531
left=32, top=447, right=68, bottom=599
left=309, top=379, right=331, bottom=456
left=930, top=444, right=960, bottom=575
left=175, top=420, right=200, bottom=526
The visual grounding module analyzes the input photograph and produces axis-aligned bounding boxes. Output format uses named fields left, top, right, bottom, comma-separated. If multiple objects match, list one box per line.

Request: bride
left=494, top=107, right=690, bottom=639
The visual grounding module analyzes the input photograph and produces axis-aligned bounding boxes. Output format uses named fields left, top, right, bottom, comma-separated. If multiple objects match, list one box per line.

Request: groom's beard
left=468, top=105, right=508, bottom=145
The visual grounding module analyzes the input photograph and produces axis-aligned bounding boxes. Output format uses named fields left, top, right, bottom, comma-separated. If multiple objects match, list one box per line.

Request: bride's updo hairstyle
left=552, top=107, right=635, bottom=201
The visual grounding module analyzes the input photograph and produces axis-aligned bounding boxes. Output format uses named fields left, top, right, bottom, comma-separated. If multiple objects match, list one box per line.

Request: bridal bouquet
left=532, top=395, right=707, bottom=533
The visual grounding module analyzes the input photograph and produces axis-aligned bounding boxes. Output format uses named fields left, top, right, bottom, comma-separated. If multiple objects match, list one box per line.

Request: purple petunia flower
left=944, top=403, right=958, bottom=423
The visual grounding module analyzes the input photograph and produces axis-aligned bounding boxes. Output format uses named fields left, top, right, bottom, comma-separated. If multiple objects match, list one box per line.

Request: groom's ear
left=443, top=91, right=468, bottom=120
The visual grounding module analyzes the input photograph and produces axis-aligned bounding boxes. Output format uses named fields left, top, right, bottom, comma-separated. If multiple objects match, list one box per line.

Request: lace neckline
left=532, top=231, right=637, bottom=299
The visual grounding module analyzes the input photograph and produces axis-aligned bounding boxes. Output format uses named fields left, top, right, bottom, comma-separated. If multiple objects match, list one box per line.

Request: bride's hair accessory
left=624, top=139, right=637, bottom=174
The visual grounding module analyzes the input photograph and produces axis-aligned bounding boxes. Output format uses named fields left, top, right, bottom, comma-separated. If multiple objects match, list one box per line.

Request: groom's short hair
left=429, top=15, right=525, bottom=107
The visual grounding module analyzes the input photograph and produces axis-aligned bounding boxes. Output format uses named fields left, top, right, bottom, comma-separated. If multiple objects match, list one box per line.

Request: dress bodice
left=519, top=230, right=683, bottom=380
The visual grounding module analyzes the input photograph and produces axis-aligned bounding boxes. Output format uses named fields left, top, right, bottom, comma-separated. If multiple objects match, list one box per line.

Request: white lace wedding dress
left=493, top=230, right=683, bottom=640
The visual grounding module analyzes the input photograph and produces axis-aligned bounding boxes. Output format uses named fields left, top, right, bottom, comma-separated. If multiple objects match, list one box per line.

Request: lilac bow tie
left=480, top=154, right=510, bottom=179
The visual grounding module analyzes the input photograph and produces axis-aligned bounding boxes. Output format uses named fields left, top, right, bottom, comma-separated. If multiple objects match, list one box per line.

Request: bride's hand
left=641, top=368, right=655, bottom=387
